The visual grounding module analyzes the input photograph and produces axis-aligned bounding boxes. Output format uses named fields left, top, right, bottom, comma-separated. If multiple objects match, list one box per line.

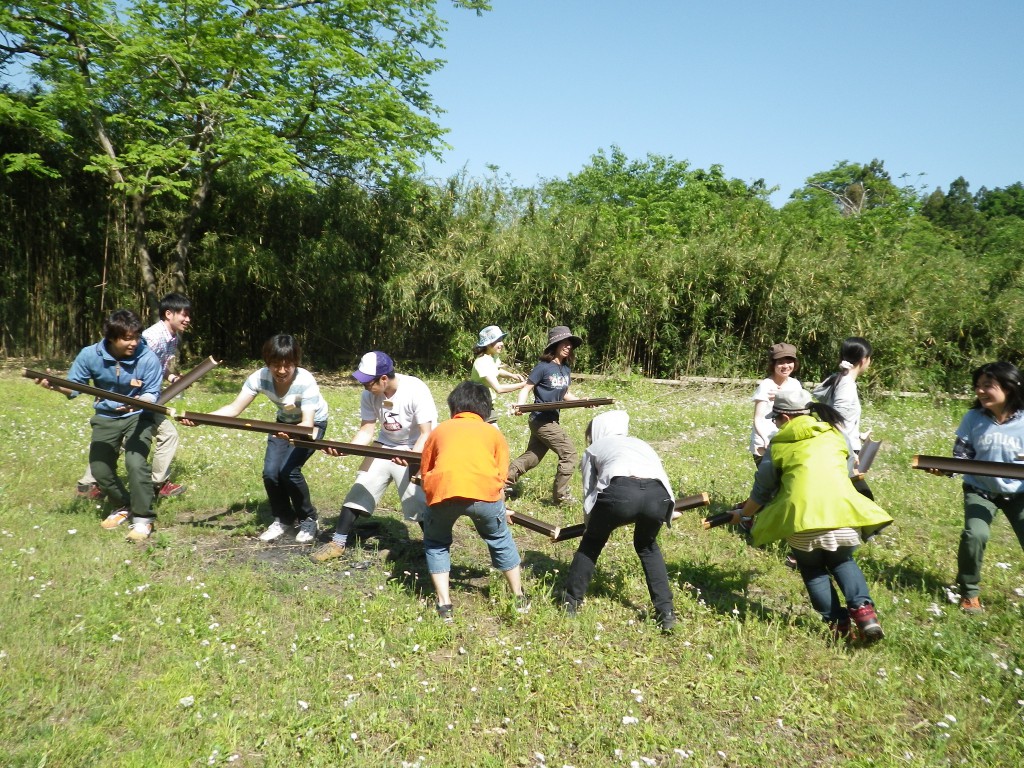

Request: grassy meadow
left=1, top=365, right=1023, bottom=767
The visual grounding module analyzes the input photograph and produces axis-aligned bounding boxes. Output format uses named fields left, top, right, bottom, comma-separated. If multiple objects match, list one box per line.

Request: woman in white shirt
left=469, top=325, right=526, bottom=422
left=750, top=342, right=802, bottom=465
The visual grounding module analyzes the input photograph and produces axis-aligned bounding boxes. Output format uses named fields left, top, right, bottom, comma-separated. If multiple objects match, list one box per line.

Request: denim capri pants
left=422, top=498, right=521, bottom=574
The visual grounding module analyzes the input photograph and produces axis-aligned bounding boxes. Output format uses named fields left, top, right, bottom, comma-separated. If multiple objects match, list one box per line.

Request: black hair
left=539, top=343, right=578, bottom=366
left=775, top=402, right=846, bottom=431
left=262, top=334, right=301, bottom=366
left=808, top=401, right=846, bottom=431
left=818, top=336, right=873, bottom=403
left=103, top=308, right=144, bottom=342
left=970, top=361, right=1024, bottom=416
left=839, top=337, right=872, bottom=367
left=158, top=292, right=192, bottom=320
left=447, top=381, right=492, bottom=419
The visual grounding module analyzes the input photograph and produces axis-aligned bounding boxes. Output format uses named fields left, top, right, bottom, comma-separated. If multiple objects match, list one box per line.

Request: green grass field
left=1, top=367, right=1022, bottom=767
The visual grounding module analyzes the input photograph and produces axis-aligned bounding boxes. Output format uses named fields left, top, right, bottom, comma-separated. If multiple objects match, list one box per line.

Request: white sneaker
left=126, top=519, right=154, bottom=541
left=295, top=518, right=318, bottom=544
left=258, top=520, right=285, bottom=542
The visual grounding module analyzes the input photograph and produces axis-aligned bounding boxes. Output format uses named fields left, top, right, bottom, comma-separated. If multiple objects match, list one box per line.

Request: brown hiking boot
left=959, top=596, right=983, bottom=614
left=311, top=541, right=345, bottom=562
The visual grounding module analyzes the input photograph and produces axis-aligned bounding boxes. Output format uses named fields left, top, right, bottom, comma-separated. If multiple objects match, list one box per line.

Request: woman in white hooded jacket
left=563, top=410, right=678, bottom=631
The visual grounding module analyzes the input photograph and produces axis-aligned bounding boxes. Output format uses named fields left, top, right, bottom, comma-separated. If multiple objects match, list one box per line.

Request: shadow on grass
left=858, top=550, right=952, bottom=598
left=174, top=499, right=262, bottom=530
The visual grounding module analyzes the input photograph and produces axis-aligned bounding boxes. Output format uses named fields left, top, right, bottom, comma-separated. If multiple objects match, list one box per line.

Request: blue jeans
left=422, top=499, right=521, bottom=574
left=262, top=421, right=326, bottom=525
left=790, top=546, right=871, bottom=623
left=564, top=477, right=675, bottom=620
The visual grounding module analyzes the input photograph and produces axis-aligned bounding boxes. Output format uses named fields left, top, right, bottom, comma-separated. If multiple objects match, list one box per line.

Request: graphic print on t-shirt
left=382, top=408, right=403, bottom=432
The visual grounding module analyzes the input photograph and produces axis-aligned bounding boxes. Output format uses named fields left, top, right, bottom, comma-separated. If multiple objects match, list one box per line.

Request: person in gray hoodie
left=562, top=410, right=678, bottom=631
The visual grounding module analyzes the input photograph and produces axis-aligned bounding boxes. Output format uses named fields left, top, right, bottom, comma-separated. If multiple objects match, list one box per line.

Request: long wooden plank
left=178, top=411, right=317, bottom=439
left=23, top=368, right=173, bottom=417
left=553, top=493, right=711, bottom=542
left=912, top=454, right=1024, bottom=481
left=157, top=356, right=220, bottom=404
left=511, top=491, right=710, bottom=543
left=516, top=397, right=615, bottom=413
left=675, top=492, right=710, bottom=512
left=508, top=511, right=562, bottom=539
left=290, top=437, right=421, bottom=464
left=703, top=511, right=737, bottom=530
left=553, top=523, right=586, bottom=542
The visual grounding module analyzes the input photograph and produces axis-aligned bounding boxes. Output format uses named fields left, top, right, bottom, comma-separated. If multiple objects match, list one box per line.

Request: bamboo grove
left=2, top=130, right=1023, bottom=391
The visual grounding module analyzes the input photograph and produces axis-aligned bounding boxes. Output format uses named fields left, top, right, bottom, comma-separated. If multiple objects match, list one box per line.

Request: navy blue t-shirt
left=527, top=360, right=571, bottom=424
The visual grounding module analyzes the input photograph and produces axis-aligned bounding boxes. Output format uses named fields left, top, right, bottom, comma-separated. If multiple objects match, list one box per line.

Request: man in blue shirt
left=37, top=309, right=163, bottom=540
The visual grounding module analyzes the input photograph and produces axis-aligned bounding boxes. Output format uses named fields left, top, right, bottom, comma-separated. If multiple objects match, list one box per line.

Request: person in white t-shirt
left=182, top=334, right=328, bottom=544
left=813, top=337, right=874, bottom=500
left=312, top=351, right=438, bottom=562
left=469, top=325, right=526, bottom=422
left=750, top=342, right=802, bottom=465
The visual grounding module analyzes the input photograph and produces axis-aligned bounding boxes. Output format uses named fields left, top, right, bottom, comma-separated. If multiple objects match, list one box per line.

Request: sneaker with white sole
left=126, top=518, right=154, bottom=541
left=258, top=520, right=285, bottom=542
left=101, top=507, right=130, bottom=529
left=295, top=518, right=318, bottom=544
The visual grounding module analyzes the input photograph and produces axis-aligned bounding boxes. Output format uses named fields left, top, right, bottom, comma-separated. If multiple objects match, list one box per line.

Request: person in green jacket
left=731, top=389, right=892, bottom=643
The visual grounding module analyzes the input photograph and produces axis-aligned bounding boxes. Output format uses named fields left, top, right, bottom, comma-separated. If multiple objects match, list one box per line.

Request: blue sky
left=423, top=1, right=1024, bottom=206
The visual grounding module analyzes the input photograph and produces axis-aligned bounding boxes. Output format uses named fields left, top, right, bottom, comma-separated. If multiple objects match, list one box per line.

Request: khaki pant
left=507, top=419, right=577, bottom=503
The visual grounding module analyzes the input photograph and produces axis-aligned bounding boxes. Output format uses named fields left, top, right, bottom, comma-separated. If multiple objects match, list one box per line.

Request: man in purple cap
left=312, top=351, right=438, bottom=562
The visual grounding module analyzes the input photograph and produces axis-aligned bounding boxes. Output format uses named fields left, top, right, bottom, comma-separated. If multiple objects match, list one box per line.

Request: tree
left=790, top=159, right=906, bottom=216
left=540, top=145, right=769, bottom=240
left=977, top=182, right=1024, bottom=220
left=0, top=0, right=488, bottom=311
left=920, top=176, right=986, bottom=247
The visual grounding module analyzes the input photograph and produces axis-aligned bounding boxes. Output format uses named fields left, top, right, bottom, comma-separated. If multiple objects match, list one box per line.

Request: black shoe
left=657, top=612, right=677, bottom=633
left=436, top=603, right=454, bottom=624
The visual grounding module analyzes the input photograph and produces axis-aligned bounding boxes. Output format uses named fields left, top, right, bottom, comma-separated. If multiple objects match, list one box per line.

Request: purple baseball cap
left=352, top=351, right=395, bottom=383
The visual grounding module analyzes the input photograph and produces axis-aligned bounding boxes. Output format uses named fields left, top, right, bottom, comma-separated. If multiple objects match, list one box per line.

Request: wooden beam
left=23, top=368, right=173, bottom=417
left=516, top=397, right=615, bottom=413
left=675, top=492, right=710, bottom=512
left=157, top=356, right=220, bottom=405
left=290, top=437, right=421, bottom=464
left=912, top=454, right=1024, bottom=481
left=178, top=411, right=316, bottom=439
left=511, top=491, right=709, bottom=543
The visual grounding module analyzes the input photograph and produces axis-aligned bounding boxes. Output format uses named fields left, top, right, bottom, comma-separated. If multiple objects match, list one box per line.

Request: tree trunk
left=131, top=193, right=160, bottom=318
left=169, top=164, right=216, bottom=295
